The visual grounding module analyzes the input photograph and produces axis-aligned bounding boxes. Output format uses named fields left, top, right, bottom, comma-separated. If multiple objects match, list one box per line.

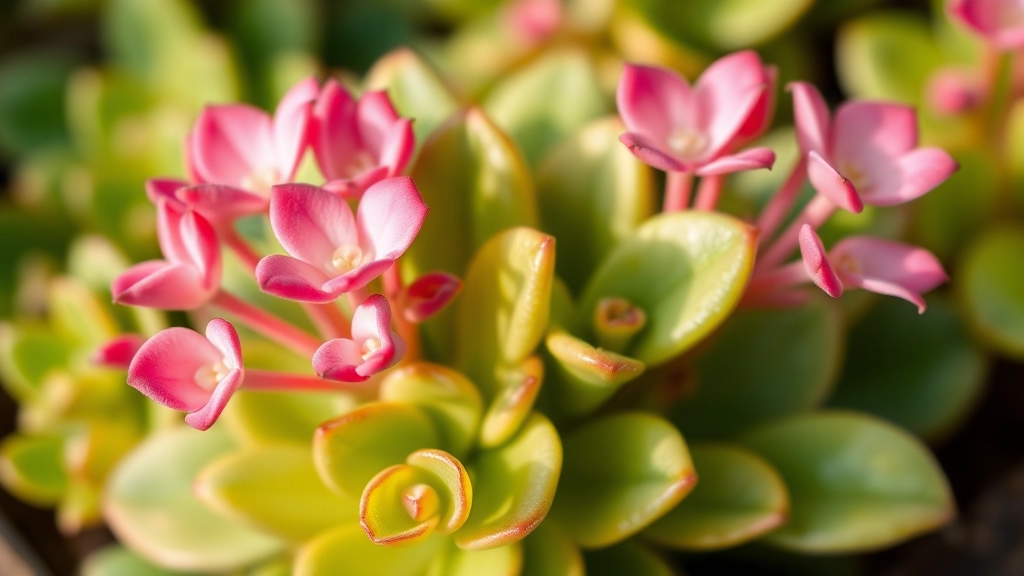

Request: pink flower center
left=361, top=337, right=382, bottom=360
left=194, top=360, right=231, bottom=390
left=839, top=161, right=871, bottom=192
left=343, top=151, right=378, bottom=179
left=835, top=253, right=861, bottom=276
left=242, top=166, right=283, bottom=195
left=667, top=128, right=708, bottom=160
left=330, top=244, right=364, bottom=273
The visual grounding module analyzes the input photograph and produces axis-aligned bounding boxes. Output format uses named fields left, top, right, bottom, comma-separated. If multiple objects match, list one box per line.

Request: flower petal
left=312, top=338, right=367, bottom=382
left=356, top=91, right=403, bottom=158
left=842, top=274, right=929, bottom=314
left=177, top=184, right=269, bottom=222
left=145, top=178, right=189, bottom=206
left=402, top=272, right=463, bottom=323
left=93, top=334, right=147, bottom=369
left=695, top=147, right=776, bottom=176
left=320, top=258, right=395, bottom=295
left=618, top=132, right=688, bottom=173
left=350, top=294, right=404, bottom=378
left=695, top=50, right=771, bottom=155
left=205, top=318, right=243, bottom=371
left=832, top=102, right=918, bottom=171
left=176, top=210, right=222, bottom=291
left=830, top=237, right=948, bottom=294
left=378, top=118, right=415, bottom=177
left=860, top=147, right=958, bottom=206
left=312, top=79, right=359, bottom=181
left=273, top=77, right=319, bottom=180
left=111, top=261, right=212, bottom=310
left=807, top=151, right=864, bottom=213
left=323, top=166, right=390, bottom=200
left=798, top=225, right=843, bottom=298
left=255, top=254, right=337, bottom=303
left=616, top=63, right=694, bottom=144
left=183, top=369, right=244, bottom=430
left=190, top=105, right=275, bottom=188
left=269, top=183, right=357, bottom=268
left=355, top=176, right=428, bottom=261
left=789, top=81, right=831, bottom=156
left=127, top=327, right=222, bottom=412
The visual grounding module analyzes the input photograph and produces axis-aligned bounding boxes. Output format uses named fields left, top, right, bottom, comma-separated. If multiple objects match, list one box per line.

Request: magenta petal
left=156, top=201, right=189, bottom=264
left=183, top=369, right=243, bottom=431
left=832, top=102, right=918, bottom=171
left=312, top=79, right=359, bottom=181
left=618, top=132, right=688, bottom=173
left=273, top=77, right=318, bottom=180
left=798, top=225, right=843, bottom=298
left=733, top=64, right=777, bottom=145
left=355, top=176, right=428, bottom=261
left=323, top=165, right=390, bottom=200
left=378, top=118, right=415, bottom=177
left=145, top=178, right=189, bottom=206
left=402, top=272, right=463, bottom=323
left=844, top=274, right=929, bottom=313
left=205, top=318, right=242, bottom=370
left=312, top=338, right=367, bottom=382
left=350, top=294, right=404, bottom=378
left=695, top=51, right=770, bottom=156
left=356, top=91, right=402, bottom=157
left=111, top=261, right=212, bottom=310
left=191, top=105, right=275, bottom=187
left=695, top=147, right=776, bottom=176
left=178, top=184, right=269, bottom=221
left=861, top=147, right=958, bottom=206
left=269, top=183, right=357, bottom=267
left=807, top=151, right=863, bottom=213
left=93, top=334, right=147, bottom=368
left=321, top=258, right=395, bottom=295
left=127, top=328, right=222, bottom=412
left=830, top=237, right=948, bottom=294
left=256, top=254, right=337, bottom=303
left=789, top=81, right=831, bottom=156
left=616, top=63, right=693, bottom=143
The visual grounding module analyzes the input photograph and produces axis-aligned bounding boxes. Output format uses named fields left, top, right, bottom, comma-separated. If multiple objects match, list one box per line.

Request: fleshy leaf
left=643, top=443, right=789, bottom=550
left=483, top=48, right=607, bottom=167
left=0, top=432, right=68, bottom=506
left=627, top=0, right=814, bottom=50
left=550, top=413, right=696, bottom=548
left=479, top=356, right=544, bottom=448
left=521, top=519, right=585, bottom=576
left=667, top=296, right=842, bottom=440
left=295, top=524, right=442, bottom=576
left=0, top=323, right=73, bottom=403
left=959, top=226, right=1024, bottom=359
left=457, top=227, right=555, bottom=399
left=223, top=389, right=357, bottom=446
left=543, top=328, right=645, bottom=419
left=454, top=413, right=562, bottom=550
left=583, top=541, right=675, bottom=576
left=379, top=363, right=483, bottom=459
left=195, top=444, right=356, bottom=541
left=0, top=51, right=73, bottom=156
left=105, top=426, right=285, bottom=572
left=313, top=402, right=440, bottom=499
left=829, top=298, right=988, bottom=439
left=82, top=545, right=202, bottom=576
left=740, top=411, right=955, bottom=553
left=431, top=540, right=524, bottom=576
left=579, top=211, right=757, bottom=366
left=48, top=278, right=119, bottom=347
left=536, top=116, right=655, bottom=293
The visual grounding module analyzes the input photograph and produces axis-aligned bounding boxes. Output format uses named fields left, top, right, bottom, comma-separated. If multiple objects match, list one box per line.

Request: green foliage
left=0, top=51, right=74, bottom=157
left=959, top=226, right=1024, bottom=359
left=627, top=0, right=815, bottom=50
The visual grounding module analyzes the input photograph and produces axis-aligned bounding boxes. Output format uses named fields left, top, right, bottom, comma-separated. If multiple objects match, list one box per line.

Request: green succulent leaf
left=583, top=541, right=675, bottom=576
left=580, top=211, right=758, bottom=366
left=195, top=443, right=356, bottom=541
left=536, top=116, right=655, bottom=293
left=296, top=524, right=443, bottom=576
left=82, top=545, right=202, bottom=576
left=0, top=432, right=68, bottom=505
left=455, top=413, right=562, bottom=550
left=313, top=402, right=439, bottom=500
left=551, top=413, right=696, bottom=548
left=365, top=48, right=460, bottom=150
left=223, top=389, right=357, bottom=446
left=0, top=323, right=72, bottom=403
left=959, top=225, right=1024, bottom=359
left=667, top=296, right=842, bottom=440
left=479, top=356, right=544, bottom=448
left=521, top=519, right=584, bottom=576
left=105, top=426, right=285, bottom=572
left=542, top=328, right=645, bottom=420
left=48, top=278, right=119, bottom=347
left=456, top=227, right=555, bottom=398
left=484, top=48, right=607, bottom=168
left=102, top=0, right=202, bottom=83
left=643, top=443, right=789, bottom=550
left=740, top=411, right=955, bottom=553
left=230, top=0, right=318, bottom=108
left=431, top=539, right=524, bottom=576
left=627, top=0, right=815, bottom=50
left=0, top=51, right=73, bottom=156
left=829, top=298, right=988, bottom=439
left=379, top=363, right=483, bottom=459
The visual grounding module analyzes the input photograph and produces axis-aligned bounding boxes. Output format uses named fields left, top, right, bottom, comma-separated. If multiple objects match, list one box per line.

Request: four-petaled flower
left=313, top=294, right=405, bottom=382
left=948, top=0, right=1024, bottom=50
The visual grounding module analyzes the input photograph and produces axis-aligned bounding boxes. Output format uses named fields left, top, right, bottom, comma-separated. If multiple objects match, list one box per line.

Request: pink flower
left=926, top=68, right=983, bottom=115
left=791, top=82, right=957, bottom=213
left=111, top=202, right=221, bottom=310
left=313, top=294, right=405, bottom=382
left=145, top=178, right=267, bottom=228
left=188, top=77, right=318, bottom=194
left=616, top=52, right=776, bottom=175
left=798, top=225, right=948, bottom=313
left=948, top=0, right=1024, bottom=50
left=400, top=272, right=463, bottom=323
left=127, top=319, right=244, bottom=430
left=256, top=177, right=428, bottom=303
left=505, top=0, right=562, bottom=43
left=93, top=334, right=147, bottom=369
left=311, top=80, right=415, bottom=199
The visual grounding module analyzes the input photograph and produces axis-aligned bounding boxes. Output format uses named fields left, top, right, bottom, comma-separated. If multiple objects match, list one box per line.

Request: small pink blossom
left=505, top=0, right=562, bottom=43
left=313, top=294, right=405, bottom=382
left=127, top=319, right=244, bottom=430
left=93, top=334, right=147, bottom=369
left=145, top=178, right=267, bottom=228
left=311, top=80, right=415, bottom=199
left=616, top=52, right=776, bottom=175
left=798, top=225, right=948, bottom=313
left=400, top=272, right=463, bottom=323
left=948, top=0, right=1024, bottom=50
left=926, top=68, right=983, bottom=115
left=256, top=177, right=428, bottom=303
left=111, top=202, right=221, bottom=310
left=188, top=77, right=318, bottom=194
left=791, top=82, right=957, bottom=212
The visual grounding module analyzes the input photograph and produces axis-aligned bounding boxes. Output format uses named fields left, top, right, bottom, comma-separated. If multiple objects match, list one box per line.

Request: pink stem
left=746, top=261, right=808, bottom=296
left=346, top=287, right=369, bottom=314
left=210, top=290, right=321, bottom=357
left=693, top=175, right=724, bottom=211
left=303, top=303, right=350, bottom=340
left=756, top=195, right=837, bottom=271
left=223, top=228, right=263, bottom=274
left=382, top=261, right=421, bottom=362
left=757, top=156, right=808, bottom=241
left=382, top=263, right=402, bottom=300
left=243, top=369, right=362, bottom=392
left=663, top=171, right=694, bottom=212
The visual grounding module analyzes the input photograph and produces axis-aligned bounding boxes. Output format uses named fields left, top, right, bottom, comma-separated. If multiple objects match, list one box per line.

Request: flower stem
left=210, top=290, right=321, bottom=357
left=303, top=302, right=350, bottom=340
left=243, top=369, right=360, bottom=392
left=756, top=195, right=836, bottom=271
left=746, top=261, right=808, bottom=295
left=663, top=171, right=693, bottom=212
left=382, top=262, right=422, bottom=362
left=757, top=156, right=808, bottom=241
left=223, top=228, right=263, bottom=275
left=693, top=175, right=724, bottom=211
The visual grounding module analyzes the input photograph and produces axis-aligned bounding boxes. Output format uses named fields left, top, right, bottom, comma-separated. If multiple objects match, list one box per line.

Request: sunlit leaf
left=543, top=329, right=645, bottom=419
left=479, top=356, right=544, bottom=448
left=431, top=539, right=523, bottom=576
left=959, top=225, right=1024, bottom=359
left=0, top=51, right=73, bottom=155
left=521, top=519, right=584, bottom=576
left=295, top=524, right=442, bottom=576
left=0, top=432, right=67, bottom=505
left=627, top=0, right=815, bottom=50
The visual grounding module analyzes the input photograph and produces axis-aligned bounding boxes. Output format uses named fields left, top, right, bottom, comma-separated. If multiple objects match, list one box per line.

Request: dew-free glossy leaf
left=643, top=443, right=788, bottom=550
left=295, top=524, right=442, bottom=576
left=455, top=413, right=562, bottom=550
left=829, top=298, right=987, bottom=439
left=479, top=356, right=544, bottom=448
left=105, top=426, right=285, bottom=572
left=959, top=226, right=1024, bottom=359
left=195, top=444, right=356, bottom=541
left=580, top=211, right=757, bottom=366
left=0, top=432, right=67, bottom=505
left=0, top=51, right=73, bottom=155
left=82, top=545, right=201, bottom=576
left=536, top=116, right=655, bottom=293
left=740, top=411, right=955, bottom=553
left=0, top=323, right=72, bottom=403
left=313, top=402, right=439, bottom=499
left=551, top=413, right=696, bottom=548
left=430, top=540, right=523, bottom=576
left=628, top=0, right=814, bottom=50
left=543, top=329, right=645, bottom=419
left=583, top=541, right=675, bottom=576
left=223, top=389, right=357, bottom=446
left=667, top=297, right=841, bottom=440
left=484, top=49, right=607, bottom=168
left=379, top=363, right=483, bottom=458
left=521, top=519, right=584, bottom=576
left=48, top=278, right=118, bottom=347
